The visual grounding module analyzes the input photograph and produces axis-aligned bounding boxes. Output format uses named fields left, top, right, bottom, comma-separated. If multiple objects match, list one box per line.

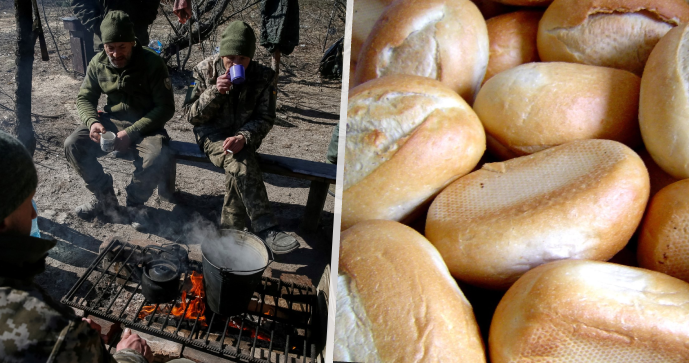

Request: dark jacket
left=0, top=234, right=146, bottom=362
left=70, top=0, right=160, bottom=45
left=76, top=43, right=175, bottom=143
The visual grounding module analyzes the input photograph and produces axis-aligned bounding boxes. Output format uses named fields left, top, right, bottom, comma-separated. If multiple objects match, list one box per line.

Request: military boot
left=75, top=175, right=119, bottom=220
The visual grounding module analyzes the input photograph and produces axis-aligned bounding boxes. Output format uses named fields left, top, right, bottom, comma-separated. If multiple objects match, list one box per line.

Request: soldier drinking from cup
left=64, top=11, right=175, bottom=230
left=184, top=21, right=300, bottom=254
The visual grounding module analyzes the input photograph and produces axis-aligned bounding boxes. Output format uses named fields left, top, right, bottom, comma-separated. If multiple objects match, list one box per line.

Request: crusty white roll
left=483, top=10, right=542, bottom=84
left=638, top=179, right=689, bottom=283
left=425, top=139, right=650, bottom=290
left=640, top=22, right=689, bottom=179
left=334, top=220, right=486, bottom=363
left=343, top=75, right=486, bottom=231
left=353, top=0, right=489, bottom=103
left=490, top=259, right=689, bottom=362
left=351, top=0, right=395, bottom=66
left=492, top=0, right=552, bottom=6
left=537, top=0, right=689, bottom=75
left=474, top=62, right=642, bottom=159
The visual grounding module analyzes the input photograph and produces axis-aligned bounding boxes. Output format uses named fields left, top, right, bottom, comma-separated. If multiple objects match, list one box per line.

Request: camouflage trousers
left=64, top=115, right=172, bottom=206
left=201, top=134, right=277, bottom=233
left=326, top=122, right=339, bottom=164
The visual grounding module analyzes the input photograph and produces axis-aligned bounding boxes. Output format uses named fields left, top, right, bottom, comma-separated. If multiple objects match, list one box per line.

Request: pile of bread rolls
left=336, top=0, right=689, bottom=361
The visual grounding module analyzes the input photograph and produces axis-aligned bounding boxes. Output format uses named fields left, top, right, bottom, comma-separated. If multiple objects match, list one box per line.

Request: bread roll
left=353, top=0, right=489, bottom=103
left=638, top=148, right=679, bottom=198
left=490, top=259, right=689, bottom=362
left=425, top=139, right=650, bottom=290
left=335, top=220, right=486, bottom=363
left=474, top=62, right=642, bottom=159
left=638, top=179, right=689, bottom=283
left=351, top=0, right=395, bottom=65
left=639, top=22, right=689, bottom=179
left=483, top=10, right=542, bottom=84
left=492, top=0, right=552, bottom=6
left=343, top=75, right=486, bottom=231
left=470, top=0, right=518, bottom=20
left=537, top=0, right=689, bottom=75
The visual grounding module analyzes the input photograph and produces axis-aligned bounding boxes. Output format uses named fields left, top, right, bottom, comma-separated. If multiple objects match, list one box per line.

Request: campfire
left=137, top=271, right=270, bottom=342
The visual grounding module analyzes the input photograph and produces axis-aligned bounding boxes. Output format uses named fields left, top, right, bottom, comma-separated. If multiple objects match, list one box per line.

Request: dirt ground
left=0, top=0, right=343, bottom=359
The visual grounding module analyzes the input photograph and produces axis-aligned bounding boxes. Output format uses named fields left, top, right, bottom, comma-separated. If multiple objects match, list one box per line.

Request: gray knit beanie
left=0, top=131, right=37, bottom=221
left=100, top=11, right=136, bottom=44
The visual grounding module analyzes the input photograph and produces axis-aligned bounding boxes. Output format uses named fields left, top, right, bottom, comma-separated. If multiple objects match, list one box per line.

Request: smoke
left=183, top=215, right=266, bottom=272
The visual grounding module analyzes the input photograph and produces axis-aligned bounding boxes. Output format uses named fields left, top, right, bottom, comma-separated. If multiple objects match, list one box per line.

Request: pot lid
left=146, top=259, right=178, bottom=282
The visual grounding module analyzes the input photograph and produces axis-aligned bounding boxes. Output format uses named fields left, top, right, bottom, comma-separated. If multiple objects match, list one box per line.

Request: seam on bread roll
left=334, top=273, right=379, bottom=362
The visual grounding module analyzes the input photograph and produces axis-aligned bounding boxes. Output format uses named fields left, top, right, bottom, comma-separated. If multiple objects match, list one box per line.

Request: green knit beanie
left=0, top=131, right=37, bottom=221
left=100, top=11, right=136, bottom=44
left=219, top=21, right=256, bottom=58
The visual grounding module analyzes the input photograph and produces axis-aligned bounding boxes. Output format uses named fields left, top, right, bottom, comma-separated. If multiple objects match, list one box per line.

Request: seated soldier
left=184, top=21, right=299, bottom=254
left=0, top=131, right=153, bottom=362
left=64, top=11, right=175, bottom=230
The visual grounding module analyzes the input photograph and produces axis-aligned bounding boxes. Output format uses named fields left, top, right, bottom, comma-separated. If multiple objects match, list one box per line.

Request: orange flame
left=138, top=271, right=207, bottom=326
left=137, top=271, right=269, bottom=342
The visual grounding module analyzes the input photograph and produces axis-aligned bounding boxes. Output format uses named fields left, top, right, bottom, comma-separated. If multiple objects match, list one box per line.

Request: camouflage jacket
left=76, top=43, right=175, bottom=143
left=0, top=234, right=146, bottom=363
left=183, top=55, right=277, bottom=150
left=70, top=0, right=160, bottom=39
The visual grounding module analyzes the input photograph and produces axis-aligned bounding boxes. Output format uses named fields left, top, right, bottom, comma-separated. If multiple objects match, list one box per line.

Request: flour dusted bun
left=351, top=0, right=395, bottom=66
left=483, top=10, right=542, bottom=84
left=474, top=62, right=642, bottom=159
left=343, top=75, right=486, bottom=231
left=425, top=139, right=650, bottom=290
left=638, top=180, right=689, bottom=283
left=492, top=0, right=552, bottom=6
left=537, top=0, right=689, bottom=75
left=353, top=0, right=489, bottom=103
left=640, top=23, right=689, bottom=179
left=334, top=220, right=486, bottom=363
left=490, top=260, right=689, bottom=362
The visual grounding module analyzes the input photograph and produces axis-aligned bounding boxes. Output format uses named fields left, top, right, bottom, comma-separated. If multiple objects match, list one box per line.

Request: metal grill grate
left=61, top=238, right=322, bottom=363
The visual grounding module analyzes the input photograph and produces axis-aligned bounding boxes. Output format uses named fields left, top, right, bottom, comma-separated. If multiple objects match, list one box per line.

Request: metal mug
left=100, top=131, right=116, bottom=152
left=229, top=64, right=245, bottom=85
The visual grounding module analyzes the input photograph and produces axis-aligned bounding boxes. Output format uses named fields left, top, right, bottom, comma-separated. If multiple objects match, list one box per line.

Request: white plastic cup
left=100, top=131, right=116, bottom=152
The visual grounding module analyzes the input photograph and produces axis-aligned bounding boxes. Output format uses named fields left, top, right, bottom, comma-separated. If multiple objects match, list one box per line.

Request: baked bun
left=492, top=0, right=552, bottom=6
left=353, top=0, right=489, bottom=103
left=638, top=148, right=679, bottom=198
left=334, top=220, right=486, bottom=363
left=351, top=0, right=395, bottom=65
left=343, top=75, right=486, bottom=231
left=483, top=10, right=542, bottom=84
left=490, top=259, right=689, bottom=362
left=638, top=179, right=689, bottom=283
left=537, top=0, right=689, bottom=75
left=425, top=139, right=650, bottom=290
left=474, top=62, right=642, bottom=159
left=640, top=22, right=689, bottom=179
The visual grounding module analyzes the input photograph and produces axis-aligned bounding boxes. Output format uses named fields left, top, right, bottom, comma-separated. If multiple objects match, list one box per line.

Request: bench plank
left=166, top=140, right=337, bottom=233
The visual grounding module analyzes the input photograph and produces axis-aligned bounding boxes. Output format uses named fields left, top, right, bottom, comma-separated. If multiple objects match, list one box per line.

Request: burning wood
left=137, top=271, right=270, bottom=342
left=138, top=271, right=206, bottom=325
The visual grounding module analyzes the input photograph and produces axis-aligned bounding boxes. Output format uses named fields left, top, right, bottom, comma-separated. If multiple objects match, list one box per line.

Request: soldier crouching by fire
left=183, top=21, right=300, bottom=254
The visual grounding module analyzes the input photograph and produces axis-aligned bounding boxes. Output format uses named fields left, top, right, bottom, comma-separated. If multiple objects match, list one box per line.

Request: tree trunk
left=14, top=0, right=36, bottom=156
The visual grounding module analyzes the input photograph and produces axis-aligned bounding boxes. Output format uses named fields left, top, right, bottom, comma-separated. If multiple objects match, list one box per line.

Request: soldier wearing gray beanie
left=0, top=131, right=37, bottom=221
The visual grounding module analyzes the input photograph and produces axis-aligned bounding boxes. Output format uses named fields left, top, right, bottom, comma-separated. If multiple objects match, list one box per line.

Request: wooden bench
left=160, top=140, right=337, bottom=233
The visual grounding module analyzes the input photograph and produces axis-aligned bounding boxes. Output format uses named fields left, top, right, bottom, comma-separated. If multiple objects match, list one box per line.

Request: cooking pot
left=140, top=245, right=184, bottom=303
left=202, top=229, right=273, bottom=316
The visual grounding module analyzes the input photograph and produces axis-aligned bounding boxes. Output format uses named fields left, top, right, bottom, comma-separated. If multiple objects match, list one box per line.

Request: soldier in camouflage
left=0, top=131, right=153, bottom=362
left=184, top=21, right=300, bottom=254
left=64, top=11, right=175, bottom=230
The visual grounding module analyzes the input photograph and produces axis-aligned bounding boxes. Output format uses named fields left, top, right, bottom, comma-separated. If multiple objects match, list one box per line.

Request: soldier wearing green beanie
left=64, top=11, right=175, bottom=230
left=0, top=131, right=155, bottom=362
left=183, top=21, right=300, bottom=255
